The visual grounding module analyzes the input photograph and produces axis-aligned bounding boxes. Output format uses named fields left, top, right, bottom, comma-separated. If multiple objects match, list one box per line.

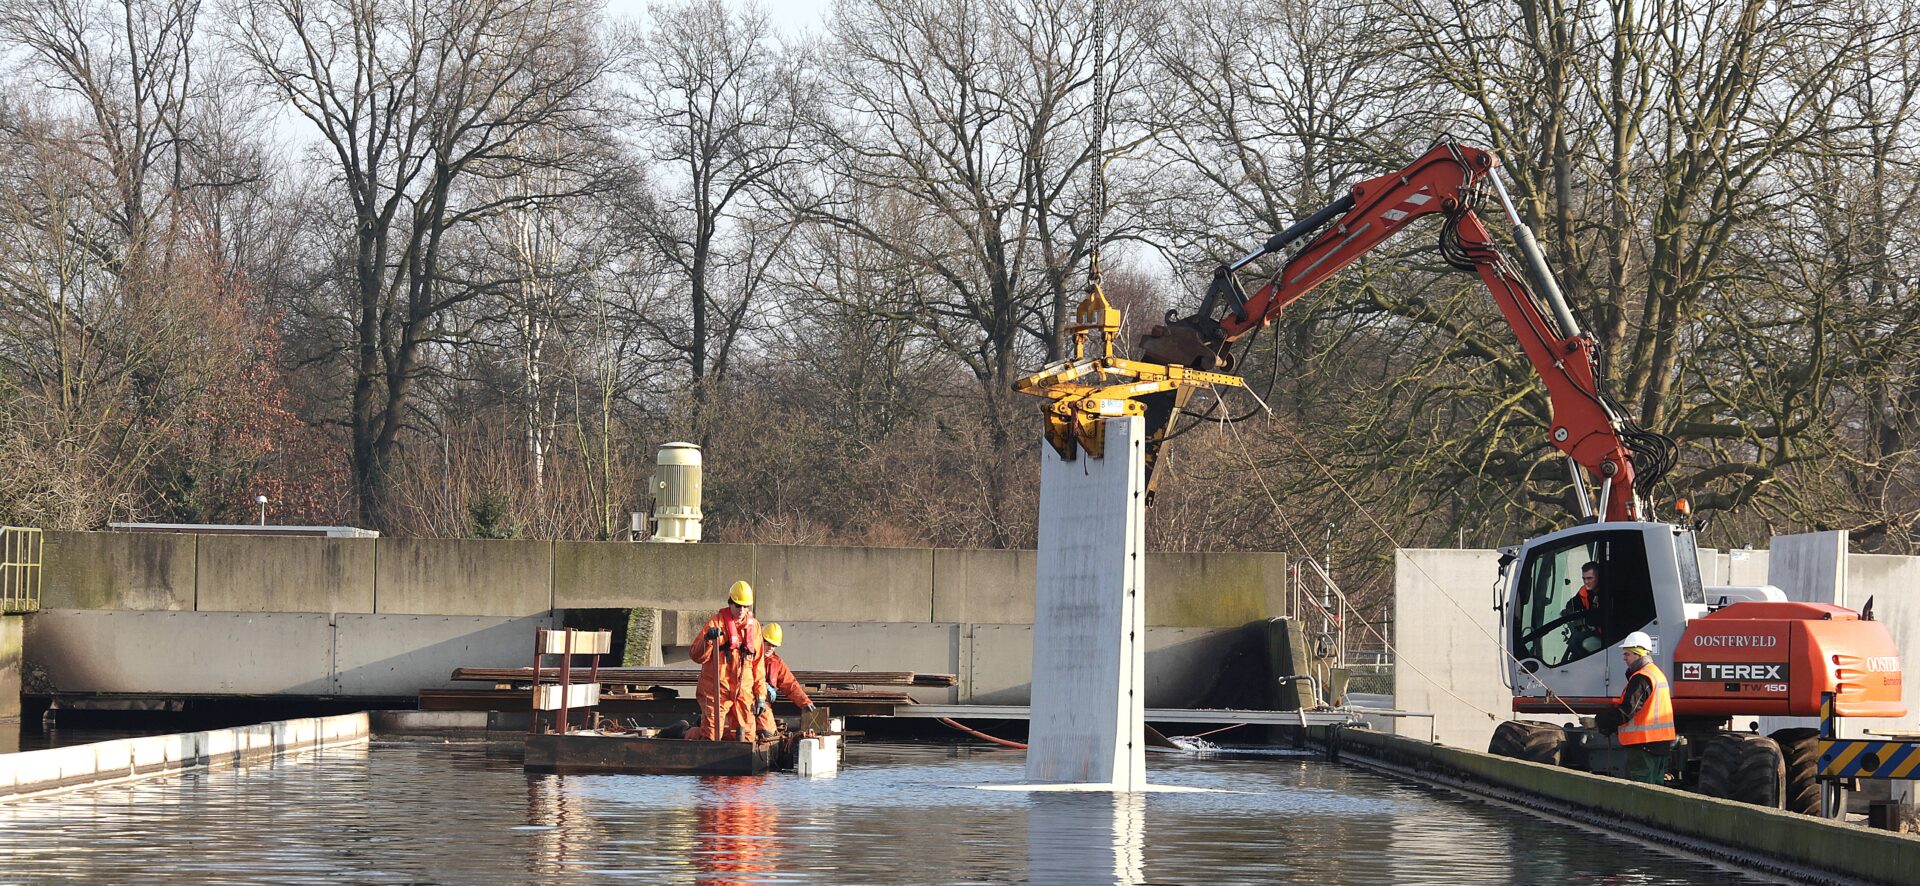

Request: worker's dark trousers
left=1625, top=747, right=1667, bottom=784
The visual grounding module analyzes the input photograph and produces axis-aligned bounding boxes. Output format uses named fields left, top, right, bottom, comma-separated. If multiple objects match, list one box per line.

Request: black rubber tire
left=1489, top=720, right=1565, bottom=766
left=1770, top=727, right=1822, bottom=815
left=1698, top=733, right=1785, bottom=809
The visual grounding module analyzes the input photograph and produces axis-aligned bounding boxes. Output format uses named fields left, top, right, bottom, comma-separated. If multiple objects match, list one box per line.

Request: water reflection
left=695, top=777, right=780, bottom=884
left=1027, top=791, right=1145, bottom=884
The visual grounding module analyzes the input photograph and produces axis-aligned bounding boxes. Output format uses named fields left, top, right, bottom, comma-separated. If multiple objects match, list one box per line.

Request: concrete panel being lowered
left=1025, top=415, right=1146, bottom=789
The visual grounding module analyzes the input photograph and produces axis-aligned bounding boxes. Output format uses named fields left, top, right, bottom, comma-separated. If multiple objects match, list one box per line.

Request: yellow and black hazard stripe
left=1818, top=738, right=1920, bottom=779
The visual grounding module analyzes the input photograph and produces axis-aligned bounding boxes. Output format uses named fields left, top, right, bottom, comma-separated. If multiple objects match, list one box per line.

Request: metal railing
left=2, top=526, right=43, bottom=613
left=1290, top=556, right=1354, bottom=667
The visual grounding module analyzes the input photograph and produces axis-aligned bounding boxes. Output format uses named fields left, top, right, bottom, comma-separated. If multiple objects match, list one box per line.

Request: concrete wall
left=0, top=615, right=19, bottom=720
left=932, top=549, right=1035, bottom=623
left=41, top=531, right=195, bottom=610
left=39, top=531, right=1286, bottom=629
left=963, top=624, right=1238, bottom=708
left=1847, top=553, right=1920, bottom=739
left=554, top=541, right=754, bottom=611
left=376, top=538, right=551, bottom=616
left=1391, top=549, right=1551, bottom=752
left=196, top=536, right=375, bottom=613
left=27, top=610, right=1238, bottom=705
left=0, top=712, right=369, bottom=801
left=1695, top=547, right=1770, bottom=586
left=757, top=545, right=934, bottom=623
left=25, top=610, right=555, bottom=697
left=1759, top=531, right=1849, bottom=735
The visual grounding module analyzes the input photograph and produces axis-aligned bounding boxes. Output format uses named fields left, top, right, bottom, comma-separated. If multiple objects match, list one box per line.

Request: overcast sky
left=603, top=0, right=835, bottom=37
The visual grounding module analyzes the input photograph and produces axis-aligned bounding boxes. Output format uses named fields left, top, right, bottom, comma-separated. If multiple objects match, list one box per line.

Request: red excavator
left=1137, top=141, right=1905, bottom=814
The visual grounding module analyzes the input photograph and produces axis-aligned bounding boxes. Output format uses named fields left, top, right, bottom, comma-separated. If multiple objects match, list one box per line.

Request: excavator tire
left=1770, top=727, right=1823, bottom=815
left=1489, top=720, right=1564, bottom=766
left=1698, top=733, right=1785, bottom=809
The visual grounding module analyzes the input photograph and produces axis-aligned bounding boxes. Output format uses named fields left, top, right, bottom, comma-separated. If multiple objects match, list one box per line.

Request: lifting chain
left=1088, top=0, right=1107, bottom=285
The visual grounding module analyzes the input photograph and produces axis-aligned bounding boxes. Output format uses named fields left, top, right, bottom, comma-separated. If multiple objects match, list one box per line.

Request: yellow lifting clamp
left=1014, top=264, right=1242, bottom=462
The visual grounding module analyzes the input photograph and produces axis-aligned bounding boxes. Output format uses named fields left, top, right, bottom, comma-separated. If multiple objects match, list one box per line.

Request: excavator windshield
left=1513, top=529, right=1657, bottom=668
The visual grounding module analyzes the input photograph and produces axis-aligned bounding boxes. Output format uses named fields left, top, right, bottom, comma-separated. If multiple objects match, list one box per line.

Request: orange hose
left=938, top=717, right=1027, bottom=749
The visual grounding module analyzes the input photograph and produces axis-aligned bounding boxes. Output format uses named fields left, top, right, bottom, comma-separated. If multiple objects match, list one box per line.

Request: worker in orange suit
left=753, top=623, right=816, bottom=736
left=688, top=580, right=762, bottom=741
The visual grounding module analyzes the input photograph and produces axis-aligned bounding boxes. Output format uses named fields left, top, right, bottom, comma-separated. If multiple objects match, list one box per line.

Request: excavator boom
left=1139, top=142, right=1669, bottom=521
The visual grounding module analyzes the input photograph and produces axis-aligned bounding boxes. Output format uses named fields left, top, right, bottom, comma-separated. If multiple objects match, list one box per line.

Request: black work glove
left=1595, top=709, right=1622, bottom=735
left=705, top=626, right=721, bottom=641
left=803, top=703, right=816, bottom=712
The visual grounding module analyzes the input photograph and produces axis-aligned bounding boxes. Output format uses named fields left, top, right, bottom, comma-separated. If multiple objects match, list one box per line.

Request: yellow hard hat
left=728, top=580, right=754, bottom=606
left=762, top=623, right=784, bottom=647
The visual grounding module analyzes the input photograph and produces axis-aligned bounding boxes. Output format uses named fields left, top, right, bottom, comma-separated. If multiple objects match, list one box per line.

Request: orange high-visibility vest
left=1618, top=661, right=1676, bottom=745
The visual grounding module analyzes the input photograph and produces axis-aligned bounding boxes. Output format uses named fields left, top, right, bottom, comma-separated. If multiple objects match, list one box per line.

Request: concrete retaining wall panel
left=967, top=623, right=1239, bottom=707
left=554, top=541, right=753, bottom=611
left=1847, top=553, right=1920, bottom=739
left=1726, top=548, right=1770, bottom=585
left=1760, top=531, right=1849, bottom=735
left=374, top=538, right=552, bottom=616
left=0, top=615, right=19, bottom=719
left=755, top=545, right=933, bottom=623
left=931, top=548, right=1034, bottom=624
left=1146, top=552, right=1285, bottom=628
left=196, top=536, right=374, bottom=613
left=40, top=530, right=195, bottom=610
left=773, top=621, right=960, bottom=704
left=24, top=610, right=334, bottom=695
left=332, top=614, right=557, bottom=695
left=1392, top=549, right=1549, bottom=751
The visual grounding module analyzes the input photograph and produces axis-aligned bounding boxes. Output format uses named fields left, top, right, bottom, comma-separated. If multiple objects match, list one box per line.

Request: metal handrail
left=1294, top=555, right=1366, bottom=667
left=1, top=527, right=43, bottom=614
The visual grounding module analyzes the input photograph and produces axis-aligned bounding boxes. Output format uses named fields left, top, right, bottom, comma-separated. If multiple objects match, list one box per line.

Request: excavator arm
left=1140, top=142, right=1670, bottom=522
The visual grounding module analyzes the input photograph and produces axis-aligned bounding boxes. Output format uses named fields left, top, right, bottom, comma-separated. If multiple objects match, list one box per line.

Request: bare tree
left=229, top=0, right=613, bottom=528
left=624, top=0, right=809, bottom=434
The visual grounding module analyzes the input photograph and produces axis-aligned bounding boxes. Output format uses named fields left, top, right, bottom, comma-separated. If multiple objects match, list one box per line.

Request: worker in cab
left=688, top=580, right=762, bottom=741
left=1596, top=630, right=1675, bottom=784
left=1561, top=561, right=1602, bottom=616
left=1561, top=561, right=1605, bottom=654
left=753, top=623, right=816, bottom=737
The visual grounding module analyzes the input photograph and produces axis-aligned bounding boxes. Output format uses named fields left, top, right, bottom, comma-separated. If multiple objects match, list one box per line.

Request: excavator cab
left=1503, top=522, right=1705, bottom=712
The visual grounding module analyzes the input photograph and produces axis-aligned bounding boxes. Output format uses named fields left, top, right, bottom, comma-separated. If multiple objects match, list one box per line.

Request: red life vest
left=718, top=609, right=760, bottom=657
left=1619, top=661, right=1676, bottom=745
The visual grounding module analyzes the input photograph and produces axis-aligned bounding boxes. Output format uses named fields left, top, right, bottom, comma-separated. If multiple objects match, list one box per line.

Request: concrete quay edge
left=0, top=711, right=369, bottom=802
left=1322, top=725, right=1920, bottom=885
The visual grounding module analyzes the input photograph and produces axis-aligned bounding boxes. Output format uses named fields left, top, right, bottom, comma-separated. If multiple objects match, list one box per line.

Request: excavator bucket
left=1137, top=386, right=1192, bottom=504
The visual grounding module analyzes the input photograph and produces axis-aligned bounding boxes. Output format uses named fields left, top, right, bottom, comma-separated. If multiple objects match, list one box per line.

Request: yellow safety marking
left=1825, top=740, right=1868, bottom=775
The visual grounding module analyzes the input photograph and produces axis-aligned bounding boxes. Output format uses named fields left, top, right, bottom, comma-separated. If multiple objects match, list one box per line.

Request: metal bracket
left=1016, top=272, right=1244, bottom=462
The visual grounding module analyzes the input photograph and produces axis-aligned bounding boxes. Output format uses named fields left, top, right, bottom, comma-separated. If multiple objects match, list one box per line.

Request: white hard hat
left=1621, top=631, right=1654, bottom=652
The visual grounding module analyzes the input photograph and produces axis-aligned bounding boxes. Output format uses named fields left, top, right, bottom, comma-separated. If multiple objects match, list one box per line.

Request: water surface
left=0, top=739, right=1774, bottom=884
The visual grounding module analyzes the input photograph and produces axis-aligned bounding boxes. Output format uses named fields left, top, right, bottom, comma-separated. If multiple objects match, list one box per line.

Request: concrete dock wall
left=39, top=531, right=1282, bottom=629
left=0, top=712, right=370, bottom=802
left=1, top=615, right=19, bottom=720
left=25, top=611, right=557, bottom=696
left=21, top=609, right=1241, bottom=705
left=1330, top=725, right=1920, bottom=884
